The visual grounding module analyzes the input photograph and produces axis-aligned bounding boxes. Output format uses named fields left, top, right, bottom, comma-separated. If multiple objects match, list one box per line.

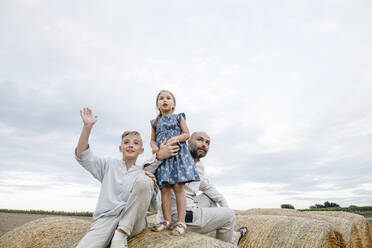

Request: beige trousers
left=173, top=193, right=236, bottom=243
left=76, top=174, right=155, bottom=248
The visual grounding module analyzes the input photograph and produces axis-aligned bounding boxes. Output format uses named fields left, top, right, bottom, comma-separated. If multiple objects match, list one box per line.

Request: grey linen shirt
left=75, top=148, right=159, bottom=220
left=179, top=160, right=229, bottom=210
left=146, top=160, right=229, bottom=210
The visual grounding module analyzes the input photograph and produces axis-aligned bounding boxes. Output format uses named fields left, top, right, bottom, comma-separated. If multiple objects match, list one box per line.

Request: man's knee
left=221, top=208, right=235, bottom=226
left=133, top=173, right=153, bottom=193
left=197, top=193, right=218, bottom=208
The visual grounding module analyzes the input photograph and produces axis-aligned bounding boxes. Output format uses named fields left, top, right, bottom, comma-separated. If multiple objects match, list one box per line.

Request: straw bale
left=0, top=217, right=234, bottom=248
left=235, top=209, right=362, bottom=248
left=234, top=215, right=345, bottom=248
left=0, top=217, right=91, bottom=248
left=310, top=212, right=372, bottom=248
left=128, top=228, right=235, bottom=247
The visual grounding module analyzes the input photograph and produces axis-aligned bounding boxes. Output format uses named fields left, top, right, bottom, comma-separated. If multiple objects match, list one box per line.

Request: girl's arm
left=169, top=116, right=190, bottom=143
left=150, top=127, right=159, bottom=154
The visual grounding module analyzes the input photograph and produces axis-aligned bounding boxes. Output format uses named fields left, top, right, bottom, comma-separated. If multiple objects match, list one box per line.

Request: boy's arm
left=76, top=108, right=98, bottom=158
left=74, top=108, right=108, bottom=182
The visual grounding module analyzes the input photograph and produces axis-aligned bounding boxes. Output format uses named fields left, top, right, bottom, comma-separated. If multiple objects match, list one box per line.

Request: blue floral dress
left=151, top=113, right=200, bottom=189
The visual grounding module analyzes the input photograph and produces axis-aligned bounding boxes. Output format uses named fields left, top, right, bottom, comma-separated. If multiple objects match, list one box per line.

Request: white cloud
left=0, top=0, right=371, bottom=211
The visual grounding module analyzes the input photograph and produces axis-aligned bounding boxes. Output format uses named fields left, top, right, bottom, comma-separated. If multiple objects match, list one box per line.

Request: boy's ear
left=139, top=147, right=144, bottom=154
left=119, top=145, right=123, bottom=153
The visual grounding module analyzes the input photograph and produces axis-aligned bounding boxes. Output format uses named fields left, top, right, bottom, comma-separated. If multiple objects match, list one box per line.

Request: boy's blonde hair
left=121, top=131, right=143, bottom=146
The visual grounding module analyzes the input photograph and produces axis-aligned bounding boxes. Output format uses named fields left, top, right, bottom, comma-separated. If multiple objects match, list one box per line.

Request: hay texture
left=0, top=217, right=91, bottom=248
left=0, top=217, right=234, bottom=248
left=310, top=211, right=372, bottom=248
left=235, top=215, right=345, bottom=248
left=128, top=228, right=235, bottom=248
left=1, top=211, right=368, bottom=248
left=235, top=209, right=363, bottom=248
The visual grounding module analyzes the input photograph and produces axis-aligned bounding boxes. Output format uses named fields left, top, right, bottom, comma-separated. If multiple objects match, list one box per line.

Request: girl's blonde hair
left=152, top=90, right=176, bottom=129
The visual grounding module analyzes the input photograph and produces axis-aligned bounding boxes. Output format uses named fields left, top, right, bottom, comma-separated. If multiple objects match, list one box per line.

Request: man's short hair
left=190, top=132, right=199, bottom=141
left=121, top=131, right=143, bottom=146
left=190, top=131, right=209, bottom=141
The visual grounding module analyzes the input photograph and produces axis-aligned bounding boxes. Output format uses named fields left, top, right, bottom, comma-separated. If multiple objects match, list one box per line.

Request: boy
left=75, top=108, right=162, bottom=248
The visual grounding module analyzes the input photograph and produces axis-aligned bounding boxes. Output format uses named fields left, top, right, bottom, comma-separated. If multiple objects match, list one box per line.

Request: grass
left=0, top=209, right=156, bottom=217
left=0, top=209, right=93, bottom=217
left=300, top=206, right=372, bottom=218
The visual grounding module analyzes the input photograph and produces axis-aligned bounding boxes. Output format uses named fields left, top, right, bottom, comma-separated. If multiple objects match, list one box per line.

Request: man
left=154, top=132, right=248, bottom=246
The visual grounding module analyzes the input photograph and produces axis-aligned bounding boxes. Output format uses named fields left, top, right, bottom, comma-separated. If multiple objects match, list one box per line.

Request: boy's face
left=119, top=134, right=144, bottom=160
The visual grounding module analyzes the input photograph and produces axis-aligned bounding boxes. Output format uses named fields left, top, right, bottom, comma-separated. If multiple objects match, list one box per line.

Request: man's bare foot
left=233, top=227, right=248, bottom=246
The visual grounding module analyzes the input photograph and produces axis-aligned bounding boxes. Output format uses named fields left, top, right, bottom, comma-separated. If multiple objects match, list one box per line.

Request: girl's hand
left=80, top=107, right=98, bottom=127
left=168, top=137, right=180, bottom=144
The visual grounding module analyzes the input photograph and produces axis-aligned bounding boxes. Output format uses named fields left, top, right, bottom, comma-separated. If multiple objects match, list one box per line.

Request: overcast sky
left=1, top=0, right=371, bottom=212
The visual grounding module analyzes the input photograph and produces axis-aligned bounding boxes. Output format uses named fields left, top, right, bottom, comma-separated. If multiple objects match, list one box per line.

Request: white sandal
left=151, top=220, right=171, bottom=232
left=171, top=222, right=186, bottom=236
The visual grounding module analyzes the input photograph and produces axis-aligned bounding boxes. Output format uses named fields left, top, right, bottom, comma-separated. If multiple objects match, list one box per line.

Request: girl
left=150, top=90, right=200, bottom=236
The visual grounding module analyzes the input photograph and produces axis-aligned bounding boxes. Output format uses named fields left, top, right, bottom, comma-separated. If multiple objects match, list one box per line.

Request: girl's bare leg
left=161, top=187, right=172, bottom=222
left=173, top=183, right=186, bottom=223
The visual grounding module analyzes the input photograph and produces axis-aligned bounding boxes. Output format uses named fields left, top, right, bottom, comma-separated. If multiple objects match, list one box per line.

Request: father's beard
left=189, top=143, right=207, bottom=160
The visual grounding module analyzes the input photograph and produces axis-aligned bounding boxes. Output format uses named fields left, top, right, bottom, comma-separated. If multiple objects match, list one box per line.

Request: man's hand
left=144, top=171, right=157, bottom=190
left=156, top=139, right=180, bottom=161
left=80, top=107, right=98, bottom=127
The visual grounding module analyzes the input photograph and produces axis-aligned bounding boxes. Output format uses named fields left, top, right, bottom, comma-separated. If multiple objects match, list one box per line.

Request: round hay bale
left=309, top=211, right=372, bottom=248
left=235, top=209, right=362, bottom=248
left=0, top=217, right=91, bottom=248
left=0, top=216, right=235, bottom=248
left=234, top=215, right=345, bottom=248
left=128, top=228, right=235, bottom=247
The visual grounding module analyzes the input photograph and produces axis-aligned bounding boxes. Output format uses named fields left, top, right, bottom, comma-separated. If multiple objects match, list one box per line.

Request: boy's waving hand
left=80, top=107, right=98, bottom=126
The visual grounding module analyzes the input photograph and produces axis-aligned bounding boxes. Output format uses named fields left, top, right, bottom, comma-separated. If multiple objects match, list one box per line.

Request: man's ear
left=187, top=139, right=191, bottom=145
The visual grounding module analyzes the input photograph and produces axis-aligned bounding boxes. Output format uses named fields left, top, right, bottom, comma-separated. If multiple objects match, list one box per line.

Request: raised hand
left=80, top=107, right=98, bottom=127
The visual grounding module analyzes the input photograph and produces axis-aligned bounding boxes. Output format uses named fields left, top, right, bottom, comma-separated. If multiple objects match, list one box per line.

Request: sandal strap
left=152, top=220, right=170, bottom=231
left=176, top=222, right=186, bottom=229
left=172, top=222, right=186, bottom=235
left=160, top=221, right=170, bottom=226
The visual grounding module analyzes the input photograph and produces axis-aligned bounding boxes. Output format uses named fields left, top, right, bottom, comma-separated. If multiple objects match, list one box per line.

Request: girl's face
left=157, top=91, right=175, bottom=114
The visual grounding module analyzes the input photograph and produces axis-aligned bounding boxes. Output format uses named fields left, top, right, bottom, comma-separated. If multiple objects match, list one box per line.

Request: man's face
left=189, top=132, right=210, bottom=160
left=119, top=134, right=144, bottom=160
